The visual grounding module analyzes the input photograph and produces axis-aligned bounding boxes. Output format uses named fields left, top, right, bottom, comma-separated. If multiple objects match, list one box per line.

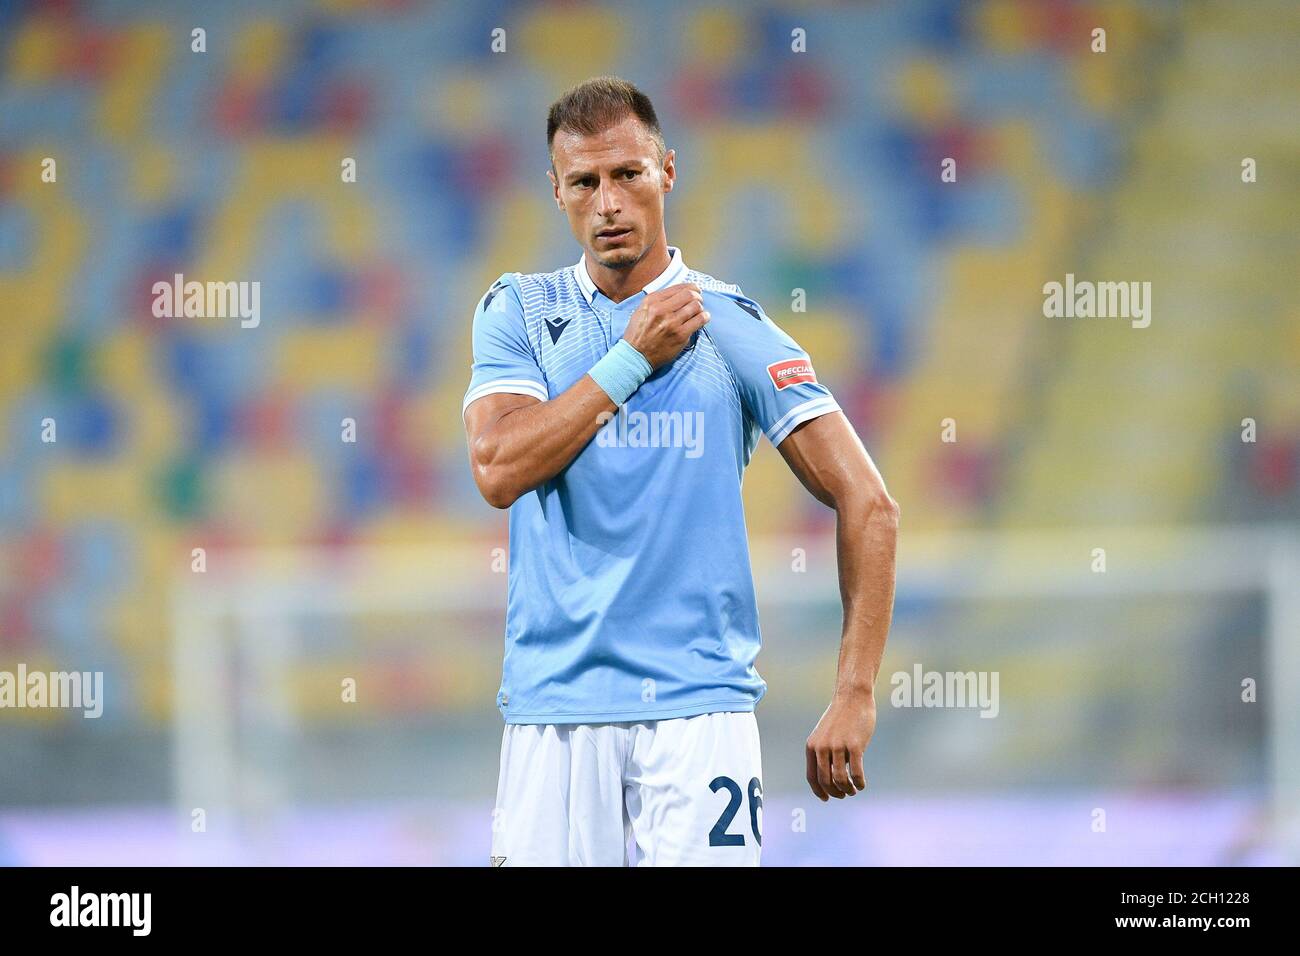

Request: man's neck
left=586, top=235, right=671, bottom=304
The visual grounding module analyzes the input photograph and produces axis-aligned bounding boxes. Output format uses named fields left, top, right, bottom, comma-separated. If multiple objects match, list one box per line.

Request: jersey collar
left=574, top=244, right=688, bottom=306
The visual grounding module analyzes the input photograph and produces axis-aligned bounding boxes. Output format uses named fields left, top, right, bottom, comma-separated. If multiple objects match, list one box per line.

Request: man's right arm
left=464, top=383, right=614, bottom=509
left=463, top=280, right=708, bottom=509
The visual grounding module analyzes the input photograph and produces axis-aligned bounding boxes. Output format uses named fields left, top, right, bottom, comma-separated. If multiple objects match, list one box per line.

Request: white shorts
left=490, top=711, right=763, bottom=866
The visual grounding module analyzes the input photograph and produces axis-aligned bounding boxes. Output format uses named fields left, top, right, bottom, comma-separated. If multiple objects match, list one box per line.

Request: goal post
left=171, top=525, right=1299, bottom=863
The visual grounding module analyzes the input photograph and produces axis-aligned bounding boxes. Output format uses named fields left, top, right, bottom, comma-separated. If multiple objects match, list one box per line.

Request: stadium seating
left=0, top=0, right=1295, bottom=738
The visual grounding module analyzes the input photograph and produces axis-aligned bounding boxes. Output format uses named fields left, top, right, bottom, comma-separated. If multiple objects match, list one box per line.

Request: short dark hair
left=546, top=75, right=666, bottom=171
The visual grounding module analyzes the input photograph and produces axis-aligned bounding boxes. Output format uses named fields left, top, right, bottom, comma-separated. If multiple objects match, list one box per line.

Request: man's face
left=548, top=115, right=675, bottom=271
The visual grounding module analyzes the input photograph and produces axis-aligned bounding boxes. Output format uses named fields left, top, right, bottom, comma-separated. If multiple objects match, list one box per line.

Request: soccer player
left=462, top=76, right=899, bottom=866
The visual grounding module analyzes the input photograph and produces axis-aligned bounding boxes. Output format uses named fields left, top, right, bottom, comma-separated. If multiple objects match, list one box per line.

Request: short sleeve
left=705, top=291, right=841, bottom=446
left=462, top=274, right=549, bottom=415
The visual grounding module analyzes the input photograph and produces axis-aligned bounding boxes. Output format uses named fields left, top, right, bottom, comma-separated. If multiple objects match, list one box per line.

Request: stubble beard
left=591, top=241, right=644, bottom=271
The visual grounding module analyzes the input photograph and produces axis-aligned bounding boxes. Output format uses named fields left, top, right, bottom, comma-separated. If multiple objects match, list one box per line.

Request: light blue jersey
left=463, top=246, right=841, bottom=724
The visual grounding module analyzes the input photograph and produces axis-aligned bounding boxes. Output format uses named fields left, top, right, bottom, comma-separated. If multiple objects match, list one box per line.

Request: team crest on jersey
left=767, top=358, right=816, bottom=390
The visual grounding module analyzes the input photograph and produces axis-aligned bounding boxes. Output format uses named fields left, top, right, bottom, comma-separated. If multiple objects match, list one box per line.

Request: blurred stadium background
left=0, top=0, right=1297, bottom=865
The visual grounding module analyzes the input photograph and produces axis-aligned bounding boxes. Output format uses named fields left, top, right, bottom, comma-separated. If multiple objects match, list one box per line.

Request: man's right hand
left=622, top=282, right=710, bottom=369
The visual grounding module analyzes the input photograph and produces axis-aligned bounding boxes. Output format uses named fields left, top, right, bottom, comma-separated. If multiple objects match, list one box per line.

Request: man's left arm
left=776, top=411, right=900, bottom=802
left=701, top=290, right=899, bottom=801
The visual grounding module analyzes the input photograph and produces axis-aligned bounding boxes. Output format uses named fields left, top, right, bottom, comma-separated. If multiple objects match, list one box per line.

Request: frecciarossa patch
left=767, top=358, right=817, bottom=390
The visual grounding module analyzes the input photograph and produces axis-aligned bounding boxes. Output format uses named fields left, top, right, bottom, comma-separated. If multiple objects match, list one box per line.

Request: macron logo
left=767, top=358, right=816, bottom=390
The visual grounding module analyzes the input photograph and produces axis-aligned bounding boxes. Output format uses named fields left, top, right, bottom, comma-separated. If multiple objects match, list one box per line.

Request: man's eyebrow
left=565, top=161, right=645, bottom=184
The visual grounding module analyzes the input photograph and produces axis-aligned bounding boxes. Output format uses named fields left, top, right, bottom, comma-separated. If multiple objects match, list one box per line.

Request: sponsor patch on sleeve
left=767, top=357, right=817, bottom=390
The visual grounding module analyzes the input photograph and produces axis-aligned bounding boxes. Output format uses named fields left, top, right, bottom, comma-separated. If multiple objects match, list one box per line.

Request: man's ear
left=661, top=148, right=676, bottom=193
left=548, top=167, right=564, bottom=209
